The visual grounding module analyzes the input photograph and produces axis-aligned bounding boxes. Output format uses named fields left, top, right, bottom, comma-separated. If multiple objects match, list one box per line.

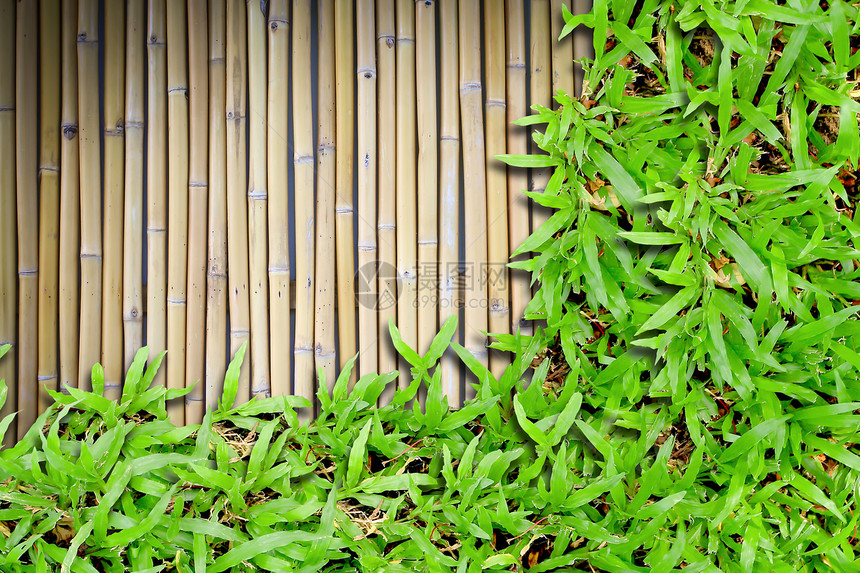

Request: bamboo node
left=335, top=207, right=353, bottom=215
left=62, top=125, right=78, bottom=139
left=486, top=98, right=506, bottom=108
left=378, top=223, right=395, bottom=231
left=115, top=119, right=124, bottom=132
left=417, top=239, right=437, bottom=246
left=378, top=34, right=395, bottom=48
left=294, top=154, right=314, bottom=164
left=357, top=66, right=376, bottom=79
left=248, top=190, right=267, bottom=199
left=507, top=63, right=527, bottom=70
left=19, top=269, right=37, bottom=276
left=149, top=34, right=158, bottom=44
left=460, top=82, right=482, bottom=93
left=315, top=346, right=336, bottom=358
left=0, top=106, right=15, bottom=112
left=397, top=37, right=415, bottom=45
left=357, top=243, right=376, bottom=252
left=39, top=166, right=60, bottom=174
left=440, top=135, right=459, bottom=142
left=189, top=181, right=208, bottom=188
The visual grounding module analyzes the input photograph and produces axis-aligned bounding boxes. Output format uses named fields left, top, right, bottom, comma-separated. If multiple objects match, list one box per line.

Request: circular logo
left=355, top=260, right=400, bottom=311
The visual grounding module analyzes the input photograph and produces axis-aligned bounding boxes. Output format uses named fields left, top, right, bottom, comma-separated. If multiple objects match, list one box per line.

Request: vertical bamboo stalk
left=550, top=0, right=574, bottom=105
left=335, top=0, right=356, bottom=381
left=484, top=0, right=509, bottom=378
left=246, top=0, right=270, bottom=402
left=530, top=0, right=552, bottom=232
left=124, top=0, right=145, bottom=377
left=147, top=0, right=168, bottom=390
left=206, top=0, right=227, bottom=411
left=572, top=0, right=591, bottom=97
left=226, top=0, right=251, bottom=405
left=437, top=0, right=459, bottom=406
left=38, top=0, right=61, bottom=414
left=166, top=0, right=189, bottom=425
left=17, top=0, right=38, bottom=437
left=58, top=0, right=80, bottom=397
left=292, top=0, right=314, bottom=405
left=376, top=0, right=397, bottom=403
left=415, top=0, right=437, bottom=364
left=0, top=0, right=17, bottom=446
left=459, top=0, right=489, bottom=398
left=357, top=0, right=377, bottom=377
left=505, top=0, right=531, bottom=336
left=102, top=0, right=125, bottom=401
left=268, top=0, right=290, bottom=398
left=77, top=0, right=101, bottom=395
left=185, top=0, right=208, bottom=423
left=315, top=0, right=336, bottom=395
left=395, top=0, right=417, bottom=380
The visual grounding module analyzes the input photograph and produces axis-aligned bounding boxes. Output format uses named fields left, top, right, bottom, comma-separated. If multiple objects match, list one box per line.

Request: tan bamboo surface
left=247, top=0, right=270, bottom=402
left=484, top=0, right=509, bottom=378
left=205, top=0, right=227, bottom=411
left=17, top=0, right=38, bottom=436
left=124, top=0, right=145, bottom=375
left=0, top=1, right=595, bottom=420
left=268, top=0, right=290, bottom=400
left=38, top=0, right=61, bottom=415
left=572, top=0, right=591, bottom=97
left=551, top=0, right=574, bottom=106
left=459, top=0, right=489, bottom=399
left=437, top=0, right=459, bottom=406
left=376, top=0, right=397, bottom=403
left=0, top=0, right=17, bottom=446
left=416, top=0, right=437, bottom=361
left=335, top=0, right=356, bottom=383
left=58, top=0, right=80, bottom=397
left=293, top=0, right=315, bottom=405
left=146, top=0, right=167, bottom=391
left=226, top=0, right=251, bottom=404
left=315, top=0, right=336, bottom=395
left=185, top=0, right=208, bottom=424
left=395, top=0, right=417, bottom=379
left=357, top=0, right=377, bottom=377
left=166, top=0, right=189, bottom=425
left=77, top=0, right=101, bottom=396
left=530, top=0, right=552, bottom=232
left=505, top=0, right=532, bottom=336
left=102, top=0, right=126, bottom=401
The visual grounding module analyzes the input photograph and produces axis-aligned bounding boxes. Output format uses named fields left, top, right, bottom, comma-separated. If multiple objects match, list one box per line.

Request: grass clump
left=1, top=0, right=860, bottom=571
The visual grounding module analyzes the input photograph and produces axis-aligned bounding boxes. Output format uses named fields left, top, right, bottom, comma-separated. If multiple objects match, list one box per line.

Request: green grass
left=1, top=0, right=860, bottom=570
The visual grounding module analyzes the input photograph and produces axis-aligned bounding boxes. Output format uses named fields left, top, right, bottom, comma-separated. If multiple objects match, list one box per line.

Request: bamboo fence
left=0, top=0, right=590, bottom=438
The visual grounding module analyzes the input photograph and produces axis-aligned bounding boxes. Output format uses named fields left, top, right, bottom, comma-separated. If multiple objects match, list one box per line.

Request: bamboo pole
left=293, top=0, right=315, bottom=405
left=17, top=0, right=38, bottom=436
left=395, top=0, right=417, bottom=380
left=246, top=0, right=270, bottom=402
left=268, top=0, right=290, bottom=399
left=376, top=0, right=397, bottom=403
left=102, top=0, right=125, bottom=401
left=530, top=0, right=552, bottom=232
left=205, top=0, right=227, bottom=411
left=484, top=0, right=509, bottom=378
left=226, top=0, right=251, bottom=405
left=58, top=0, right=80, bottom=398
left=572, top=0, right=591, bottom=97
left=335, top=0, right=356, bottom=381
left=124, top=0, right=145, bottom=378
left=315, top=0, right=336, bottom=396
left=77, top=0, right=101, bottom=396
left=38, top=0, right=61, bottom=414
left=459, top=0, right=489, bottom=398
left=437, top=0, right=459, bottom=406
left=185, top=0, right=208, bottom=424
left=166, top=0, right=189, bottom=425
left=146, top=0, right=168, bottom=391
left=357, top=0, right=377, bottom=377
left=551, top=0, right=574, bottom=106
left=0, top=0, right=17, bottom=446
left=416, top=0, right=437, bottom=364
left=505, top=0, right=531, bottom=336
left=227, top=0, right=251, bottom=404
